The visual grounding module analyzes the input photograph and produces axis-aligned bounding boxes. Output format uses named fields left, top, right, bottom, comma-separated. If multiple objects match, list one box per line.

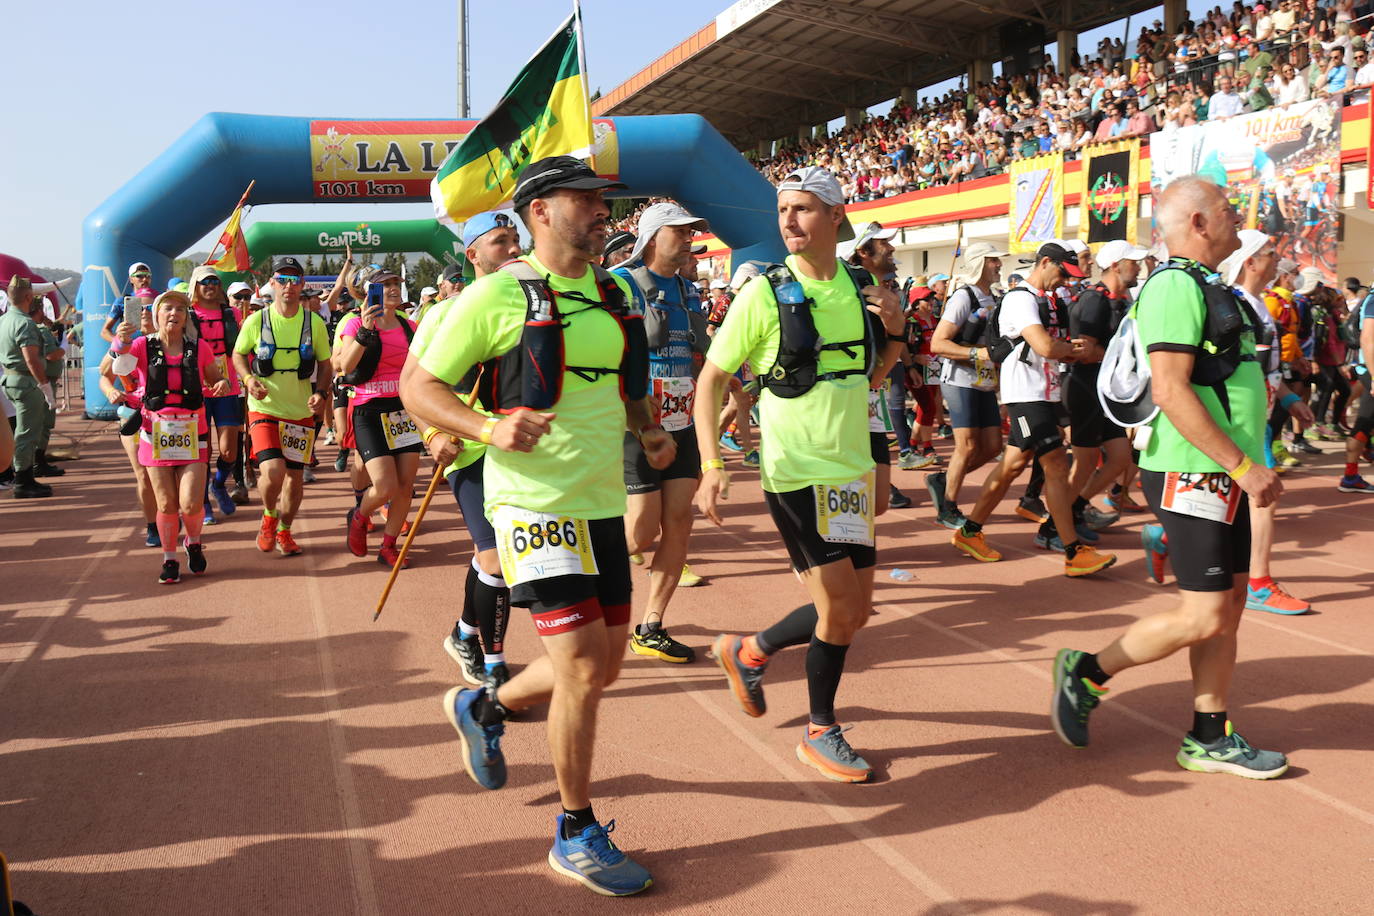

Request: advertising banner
left=1008, top=153, right=1064, bottom=254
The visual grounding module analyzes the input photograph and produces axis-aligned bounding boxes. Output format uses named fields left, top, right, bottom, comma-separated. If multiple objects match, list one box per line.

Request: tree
left=172, top=257, right=196, bottom=281
left=319, top=253, right=335, bottom=276
left=382, top=251, right=407, bottom=276
left=411, top=256, right=441, bottom=294
left=304, top=255, right=316, bottom=274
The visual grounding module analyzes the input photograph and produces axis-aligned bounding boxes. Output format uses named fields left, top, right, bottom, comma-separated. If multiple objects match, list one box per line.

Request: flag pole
left=202, top=180, right=256, bottom=267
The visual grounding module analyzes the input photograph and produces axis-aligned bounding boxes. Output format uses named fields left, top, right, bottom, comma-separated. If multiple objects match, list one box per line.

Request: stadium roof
left=594, top=0, right=1166, bottom=146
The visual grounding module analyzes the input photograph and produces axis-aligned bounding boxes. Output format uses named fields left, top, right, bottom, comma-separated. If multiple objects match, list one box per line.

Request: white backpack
left=1096, top=312, right=1159, bottom=449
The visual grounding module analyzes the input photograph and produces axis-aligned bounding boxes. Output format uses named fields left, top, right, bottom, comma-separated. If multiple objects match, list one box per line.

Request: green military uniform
left=0, top=306, right=48, bottom=473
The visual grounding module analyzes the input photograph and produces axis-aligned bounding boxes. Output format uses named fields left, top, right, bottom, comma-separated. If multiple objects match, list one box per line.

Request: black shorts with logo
left=1141, top=469, right=1251, bottom=592
left=765, top=485, right=877, bottom=574
left=350, top=397, right=423, bottom=464
left=623, top=428, right=700, bottom=494
left=1006, top=401, right=1066, bottom=456
left=1066, top=371, right=1126, bottom=448
left=870, top=432, right=891, bottom=466
left=510, top=516, right=633, bottom=622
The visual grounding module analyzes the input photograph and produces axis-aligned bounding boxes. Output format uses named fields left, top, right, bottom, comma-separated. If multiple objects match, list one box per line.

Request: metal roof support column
left=1056, top=29, right=1077, bottom=74
left=968, top=58, right=994, bottom=87
left=1164, top=0, right=1188, bottom=34
left=845, top=107, right=867, bottom=127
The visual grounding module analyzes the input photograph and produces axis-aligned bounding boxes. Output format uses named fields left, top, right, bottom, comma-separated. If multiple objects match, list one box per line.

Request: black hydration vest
left=189, top=303, right=240, bottom=356
left=250, top=307, right=316, bottom=380
left=342, top=316, right=416, bottom=385
left=470, top=259, right=649, bottom=413
left=143, top=338, right=204, bottom=412
left=753, top=261, right=883, bottom=399
left=623, top=265, right=710, bottom=355
left=988, top=285, right=1067, bottom=365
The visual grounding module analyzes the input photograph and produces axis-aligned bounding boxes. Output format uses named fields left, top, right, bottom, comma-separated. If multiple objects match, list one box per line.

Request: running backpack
left=1339, top=295, right=1369, bottom=348
left=341, top=316, right=416, bottom=386
left=250, top=307, right=316, bottom=380
left=143, top=337, right=205, bottom=412
left=622, top=265, right=710, bottom=355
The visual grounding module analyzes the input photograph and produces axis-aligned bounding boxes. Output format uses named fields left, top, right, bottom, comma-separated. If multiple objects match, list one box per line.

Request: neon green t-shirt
left=1133, top=267, right=1266, bottom=473
left=417, top=255, right=634, bottom=520
left=233, top=305, right=332, bottom=420
left=411, top=293, right=487, bottom=476
left=707, top=255, right=874, bottom=493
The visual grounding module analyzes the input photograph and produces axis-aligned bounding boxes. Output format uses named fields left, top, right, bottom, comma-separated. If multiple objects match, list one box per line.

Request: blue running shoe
left=548, top=815, right=653, bottom=896
left=719, top=432, right=742, bottom=452
left=145, top=524, right=161, bottom=548
left=1338, top=474, right=1374, bottom=494
left=1074, top=522, right=1100, bottom=544
left=741, top=449, right=760, bottom=469
left=1176, top=721, right=1288, bottom=779
left=203, top=501, right=217, bottom=527
left=442, top=687, right=506, bottom=790
left=1141, top=523, right=1168, bottom=584
left=210, top=480, right=237, bottom=517
left=796, top=724, right=872, bottom=782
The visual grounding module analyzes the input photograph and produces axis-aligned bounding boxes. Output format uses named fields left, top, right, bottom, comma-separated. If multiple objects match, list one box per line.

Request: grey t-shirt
left=938, top=284, right=997, bottom=391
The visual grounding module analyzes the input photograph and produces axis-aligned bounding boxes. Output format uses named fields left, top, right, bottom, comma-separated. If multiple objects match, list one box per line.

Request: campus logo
left=318, top=225, right=383, bottom=248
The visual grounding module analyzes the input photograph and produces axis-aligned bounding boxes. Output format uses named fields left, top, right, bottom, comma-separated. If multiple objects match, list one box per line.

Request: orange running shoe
left=275, top=529, right=303, bottom=557
left=256, top=514, right=276, bottom=552
left=1065, top=545, right=1116, bottom=577
left=1245, top=580, right=1310, bottom=615
left=796, top=724, right=872, bottom=783
left=952, top=528, right=1001, bottom=562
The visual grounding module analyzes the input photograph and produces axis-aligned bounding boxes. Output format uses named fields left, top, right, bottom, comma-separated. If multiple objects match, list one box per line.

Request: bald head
left=1155, top=176, right=1240, bottom=269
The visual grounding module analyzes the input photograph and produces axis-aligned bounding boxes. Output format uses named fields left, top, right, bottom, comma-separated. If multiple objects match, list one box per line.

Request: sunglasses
left=197, top=276, right=222, bottom=286
left=273, top=274, right=303, bottom=285
left=490, top=213, right=513, bottom=228
left=232, top=292, right=252, bottom=300
left=132, top=272, right=151, bottom=280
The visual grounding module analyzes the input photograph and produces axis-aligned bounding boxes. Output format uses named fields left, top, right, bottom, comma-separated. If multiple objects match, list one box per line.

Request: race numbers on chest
left=382, top=409, right=420, bottom=450
left=868, top=385, right=893, bottom=433
left=653, top=376, right=696, bottom=432
left=152, top=415, right=196, bottom=462
left=1160, top=471, right=1243, bottom=524
left=493, top=506, right=598, bottom=586
left=974, top=356, right=997, bottom=388
left=813, top=470, right=876, bottom=547
left=212, top=355, right=229, bottom=383
left=278, top=421, right=316, bottom=464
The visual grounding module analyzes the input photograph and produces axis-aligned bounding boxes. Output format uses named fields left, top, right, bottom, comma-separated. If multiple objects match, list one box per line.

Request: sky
left=2, top=0, right=1155, bottom=272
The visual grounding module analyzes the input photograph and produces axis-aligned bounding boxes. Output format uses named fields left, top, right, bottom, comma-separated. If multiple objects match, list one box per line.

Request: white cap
left=128, top=261, right=150, bottom=277
left=709, top=278, right=728, bottom=289
left=1095, top=239, right=1149, bottom=270
left=1063, top=238, right=1090, bottom=254
left=1219, top=229, right=1271, bottom=285
left=730, top=262, right=761, bottom=289
left=626, top=202, right=709, bottom=265
left=420, top=286, right=438, bottom=297
left=853, top=221, right=898, bottom=251
left=227, top=281, right=252, bottom=297
left=1296, top=266, right=1326, bottom=295
left=777, top=166, right=854, bottom=241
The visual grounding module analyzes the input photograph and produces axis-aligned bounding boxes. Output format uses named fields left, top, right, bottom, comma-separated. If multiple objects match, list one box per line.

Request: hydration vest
left=988, top=285, right=1067, bottom=365
left=143, top=338, right=204, bottom=412
left=623, top=265, right=710, bottom=355
left=189, top=303, right=240, bottom=356
left=472, top=259, right=649, bottom=413
left=753, top=261, right=883, bottom=399
left=250, top=306, right=316, bottom=380
left=341, top=315, right=416, bottom=385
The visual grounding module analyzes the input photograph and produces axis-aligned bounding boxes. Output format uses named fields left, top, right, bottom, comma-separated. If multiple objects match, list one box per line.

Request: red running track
left=2, top=413, right=1372, bottom=914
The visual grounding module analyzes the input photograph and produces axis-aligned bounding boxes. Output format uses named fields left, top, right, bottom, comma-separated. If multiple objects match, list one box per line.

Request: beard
left=553, top=209, right=608, bottom=258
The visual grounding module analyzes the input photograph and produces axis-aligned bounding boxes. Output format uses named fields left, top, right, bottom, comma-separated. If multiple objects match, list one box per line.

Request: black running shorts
left=623, top=428, right=700, bottom=494
left=1006, top=401, right=1065, bottom=456
left=764, top=485, right=877, bottom=574
left=1141, top=468, right=1251, bottom=592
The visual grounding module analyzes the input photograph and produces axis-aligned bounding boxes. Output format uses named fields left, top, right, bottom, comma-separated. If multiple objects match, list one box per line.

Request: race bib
left=1160, top=471, right=1243, bottom=524
left=212, top=355, right=229, bottom=383
left=382, top=409, right=420, bottom=450
left=974, top=356, right=997, bottom=388
left=868, top=385, right=893, bottom=433
left=492, top=506, right=598, bottom=586
left=152, top=416, right=196, bottom=462
left=653, top=376, right=696, bottom=432
left=814, top=471, right=876, bottom=547
left=278, top=422, right=316, bottom=464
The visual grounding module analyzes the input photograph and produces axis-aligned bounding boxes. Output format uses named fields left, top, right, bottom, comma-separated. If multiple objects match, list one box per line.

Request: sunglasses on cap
left=273, top=274, right=303, bottom=285
left=491, top=213, right=514, bottom=228
left=197, top=276, right=222, bottom=286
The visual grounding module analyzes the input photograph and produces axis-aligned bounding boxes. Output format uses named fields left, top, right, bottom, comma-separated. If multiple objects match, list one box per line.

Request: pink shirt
left=131, top=336, right=214, bottom=435
left=340, top=315, right=414, bottom=404
left=193, top=303, right=241, bottom=396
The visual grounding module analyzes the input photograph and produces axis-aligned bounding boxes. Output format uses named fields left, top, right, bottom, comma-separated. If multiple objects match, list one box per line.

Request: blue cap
left=462, top=211, right=517, bottom=250
left=929, top=273, right=950, bottom=284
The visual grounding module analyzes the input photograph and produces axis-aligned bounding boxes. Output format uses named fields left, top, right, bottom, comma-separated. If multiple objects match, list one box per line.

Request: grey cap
left=625, top=202, right=709, bottom=265
left=777, top=166, right=854, bottom=241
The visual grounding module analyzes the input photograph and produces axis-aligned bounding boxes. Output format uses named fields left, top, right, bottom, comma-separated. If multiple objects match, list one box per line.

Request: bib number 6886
left=511, top=519, right=579, bottom=555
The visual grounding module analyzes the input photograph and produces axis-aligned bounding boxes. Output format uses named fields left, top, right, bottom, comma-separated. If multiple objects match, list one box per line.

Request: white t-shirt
left=938, top=285, right=997, bottom=391
left=998, top=284, right=1065, bottom=404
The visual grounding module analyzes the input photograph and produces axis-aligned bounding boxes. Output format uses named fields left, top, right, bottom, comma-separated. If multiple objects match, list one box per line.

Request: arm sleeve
left=1137, top=271, right=1206, bottom=354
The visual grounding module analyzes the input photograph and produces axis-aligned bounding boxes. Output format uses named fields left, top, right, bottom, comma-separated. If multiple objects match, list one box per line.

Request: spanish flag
left=431, top=9, right=594, bottom=225
left=206, top=205, right=251, bottom=273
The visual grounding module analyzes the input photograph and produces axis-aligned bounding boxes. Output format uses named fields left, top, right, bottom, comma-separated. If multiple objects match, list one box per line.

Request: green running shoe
left=1176, top=721, right=1288, bottom=779
left=1050, top=649, right=1108, bottom=748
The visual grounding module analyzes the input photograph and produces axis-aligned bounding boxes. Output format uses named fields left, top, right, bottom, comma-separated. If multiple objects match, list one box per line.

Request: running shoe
left=678, top=564, right=704, bottom=587
left=1316, top=424, right=1345, bottom=442
left=1081, top=505, right=1119, bottom=531
left=1050, top=649, right=1108, bottom=748
left=1245, top=581, right=1310, bottom=615
left=229, top=482, right=250, bottom=505
left=146, top=524, right=162, bottom=548
left=377, top=504, right=412, bottom=535
left=952, top=528, right=1001, bottom=562
left=1015, top=495, right=1049, bottom=524
left=346, top=508, right=368, bottom=557
left=1175, top=722, right=1289, bottom=779
left=443, top=687, right=506, bottom=790
left=1033, top=531, right=1065, bottom=551
left=925, top=470, right=948, bottom=514
left=741, top=449, right=760, bottom=469
left=1073, top=522, right=1101, bottom=544
left=938, top=423, right=954, bottom=439
left=1290, top=437, right=1321, bottom=455
left=712, top=633, right=766, bottom=717
left=897, top=449, right=920, bottom=470
left=444, top=634, right=486, bottom=687
left=889, top=485, right=912, bottom=509
left=378, top=544, right=411, bottom=569
left=910, top=452, right=938, bottom=470
left=210, top=481, right=237, bottom=517
left=548, top=816, right=653, bottom=897
left=1105, top=488, right=1146, bottom=513
left=158, top=559, right=181, bottom=585
left=302, top=466, right=317, bottom=484
left=1141, top=523, right=1169, bottom=585
left=275, top=529, right=303, bottom=557
left=323, top=427, right=337, bottom=445
left=484, top=663, right=511, bottom=690
left=203, top=501, right=216, bottom=526
left=1271, top=441, right=1301, bottom=469
left=1065, top=545, right=1117, bottom=577
left=629, top=553, right=645, bottom=566
left=256, top=514, right=276, bottom=552
left=333, top=449, right=350, bottom=473
left=935, top=504, right=967, bottom=530
left=796, top=724, right=872, bottom=783
left=1338, top=474, right=1374, bottom=493
left=921, top=447, right=941, bottom=466
left=719, top=432, right=742, bottom=452
left=629, top=627, right=696, bottom=663
left=185, top=541, right=207, bottom=576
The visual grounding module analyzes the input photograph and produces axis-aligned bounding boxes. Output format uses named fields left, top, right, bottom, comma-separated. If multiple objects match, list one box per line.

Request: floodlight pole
left=457, top=0, right=470, bottom=117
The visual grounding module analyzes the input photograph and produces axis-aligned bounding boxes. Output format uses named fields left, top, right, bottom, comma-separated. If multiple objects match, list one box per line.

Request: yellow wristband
left=421, top=426, right=442, bottom=446
left=478, top=415, right=500, bottom=445
left=701, top=458, right=726, bottom=472
left=1227, top=456, right=1253, bottom=481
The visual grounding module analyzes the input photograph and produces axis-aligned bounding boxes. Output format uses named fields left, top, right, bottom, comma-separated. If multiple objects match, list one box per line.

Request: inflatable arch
left=240, top=219, right=466, bottom=273
left=78, top=112, right=784, bottom=417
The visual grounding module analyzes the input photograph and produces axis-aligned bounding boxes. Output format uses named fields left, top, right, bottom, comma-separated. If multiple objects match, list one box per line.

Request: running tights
left=1312, top=364, right=1350, bottom=426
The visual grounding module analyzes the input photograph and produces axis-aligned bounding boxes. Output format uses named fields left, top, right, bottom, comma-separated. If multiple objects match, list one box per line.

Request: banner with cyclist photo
left=1007, top=153, right=1064, bottom=254
left=1079, top=139, right=1139, bottom=246
left=1149, top=97, right=1341, bottom=281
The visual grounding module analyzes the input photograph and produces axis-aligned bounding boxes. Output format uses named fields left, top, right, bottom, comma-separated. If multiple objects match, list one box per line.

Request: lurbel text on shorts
left=537, top=611, right=585, bottom=630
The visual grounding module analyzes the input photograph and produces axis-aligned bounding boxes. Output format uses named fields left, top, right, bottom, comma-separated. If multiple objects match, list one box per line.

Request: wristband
left=701, top=458, right=726, bottom=472
left=1279, top=392, right=1301, bottom=411
left=478, top=415, right=499, bottom=445
left=886, top=333, right=906, bottom=343
left=421, top=425, right=443, bottom=446
left=1227, top=456, right=1254, bottom=481
left=968, top=346, right=978, bottom=362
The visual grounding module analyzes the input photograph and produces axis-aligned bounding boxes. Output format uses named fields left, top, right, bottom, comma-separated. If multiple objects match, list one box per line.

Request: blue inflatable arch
left=79, top=112, right=784, bottom=417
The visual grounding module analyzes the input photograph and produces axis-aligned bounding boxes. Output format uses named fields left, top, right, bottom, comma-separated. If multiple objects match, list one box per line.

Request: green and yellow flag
left=431, top=10, right=594, bottom=225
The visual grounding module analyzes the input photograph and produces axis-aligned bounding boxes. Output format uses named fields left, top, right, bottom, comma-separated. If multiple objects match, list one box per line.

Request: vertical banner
left=1008, top=153, right=1064, bottom=254
left=1151, top=98, right=1341, bottom=283
left=1079, top=139, right=1139, bottom=247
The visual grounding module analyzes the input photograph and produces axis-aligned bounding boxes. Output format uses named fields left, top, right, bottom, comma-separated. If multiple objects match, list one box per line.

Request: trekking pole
left=373, top=372, right=483, bottom=622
